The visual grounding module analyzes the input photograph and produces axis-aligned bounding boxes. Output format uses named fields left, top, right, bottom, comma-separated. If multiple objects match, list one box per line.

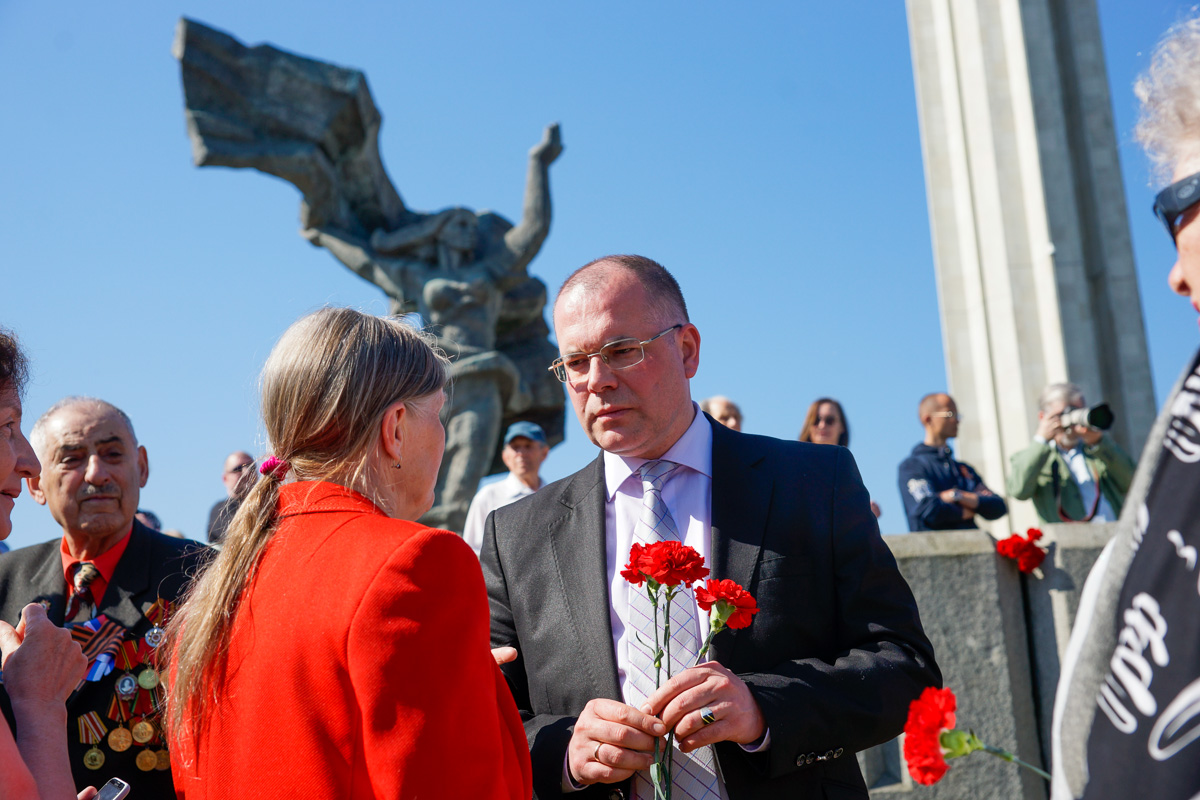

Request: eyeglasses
left=1153, top=170, right=1200, bottom=246
left=228, top=462, right=255, bottom=474
left=549, top=324, right=682, bottom=383
left=814, top=415, right=841, bottom=427
left=930, top=411, right=962, bottom=421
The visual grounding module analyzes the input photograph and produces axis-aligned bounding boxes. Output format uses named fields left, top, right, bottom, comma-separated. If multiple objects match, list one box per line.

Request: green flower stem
left=980, top=744, right=1052, bottom=781
left=663, top=587, right=675, bottom=800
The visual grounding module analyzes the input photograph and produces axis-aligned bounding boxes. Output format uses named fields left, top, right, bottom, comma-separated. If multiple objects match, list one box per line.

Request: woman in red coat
left=166, top=308, right=532, bottom=800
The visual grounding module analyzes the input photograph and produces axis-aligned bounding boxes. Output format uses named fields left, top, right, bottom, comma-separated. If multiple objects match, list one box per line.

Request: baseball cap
left=504, top=421, right=547, bottom=445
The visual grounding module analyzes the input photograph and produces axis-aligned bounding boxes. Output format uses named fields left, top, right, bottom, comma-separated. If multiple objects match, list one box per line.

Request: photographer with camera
left=1007, top=382, right=1136, bottom=524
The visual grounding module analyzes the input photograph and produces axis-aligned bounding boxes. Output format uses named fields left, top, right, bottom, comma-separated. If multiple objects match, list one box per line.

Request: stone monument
left=173, top=18, right=565, bottom=532
left=905, top=0, right=1156, bottom=537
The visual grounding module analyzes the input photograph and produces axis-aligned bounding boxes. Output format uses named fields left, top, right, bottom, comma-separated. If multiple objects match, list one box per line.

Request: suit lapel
left=548, top=455, right=622, bottom=701
left=708, top=419, right=771, bottom=661
left=24, top=540, right=71, bottom=626
left=97, top=522, right=153, bottom=631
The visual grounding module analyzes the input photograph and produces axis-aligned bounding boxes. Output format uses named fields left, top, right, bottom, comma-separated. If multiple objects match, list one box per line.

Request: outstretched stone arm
left=369, top=209, right=454, bottom=255
left=503, top=123, right=563, bottom=273
left=304, top=227, right=406, bottom=302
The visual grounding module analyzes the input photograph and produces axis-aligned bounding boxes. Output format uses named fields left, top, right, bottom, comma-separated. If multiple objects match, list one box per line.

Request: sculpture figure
left=173, top=18, right=565, bottom=531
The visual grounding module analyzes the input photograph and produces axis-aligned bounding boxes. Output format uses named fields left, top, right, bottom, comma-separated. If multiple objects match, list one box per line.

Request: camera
left=1061, top=402, right=1114, bottom=430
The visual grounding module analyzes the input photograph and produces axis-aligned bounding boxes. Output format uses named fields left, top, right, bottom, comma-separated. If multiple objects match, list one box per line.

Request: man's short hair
left=917, top=392, right=950, bottom=421
left=1136, top=16, right=1200, bottom=178
left=30, top=396, right=138, bottom=456
left=1038, top=382, right=1084, bottom=412
left=700, top=396, right=741, bottom=417
left=0, top=327, right=30, bottom=399
left=556, top=255, right=689, bottom=327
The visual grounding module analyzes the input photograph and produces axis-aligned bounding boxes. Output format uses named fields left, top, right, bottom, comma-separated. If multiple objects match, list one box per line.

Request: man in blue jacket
left=898, top=392, right=1008, bottom=531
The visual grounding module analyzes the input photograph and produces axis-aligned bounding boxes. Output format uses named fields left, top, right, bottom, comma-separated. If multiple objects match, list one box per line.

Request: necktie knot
left=638, top=459, right=679, bottom=492
left=71, top=561, right=100, bottom=593
left=66, top=561, right=101, bottom=623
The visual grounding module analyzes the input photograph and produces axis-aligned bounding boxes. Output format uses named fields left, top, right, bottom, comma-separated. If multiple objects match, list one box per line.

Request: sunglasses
left=1153, top=170, right=1200, bottom=246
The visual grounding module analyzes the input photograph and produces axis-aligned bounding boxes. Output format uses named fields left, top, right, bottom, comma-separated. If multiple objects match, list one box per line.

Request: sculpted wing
left=173, top=17, right=411, bottom=238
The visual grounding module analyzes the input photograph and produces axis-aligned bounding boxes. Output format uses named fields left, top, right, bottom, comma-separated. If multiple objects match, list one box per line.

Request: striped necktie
left=625, top=460, right=721, bottom=800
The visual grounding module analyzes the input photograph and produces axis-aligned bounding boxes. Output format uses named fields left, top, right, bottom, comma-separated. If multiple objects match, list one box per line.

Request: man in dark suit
left=482, top=255, right=941, bottom=800
left=0, top=397, right=206, bottom=799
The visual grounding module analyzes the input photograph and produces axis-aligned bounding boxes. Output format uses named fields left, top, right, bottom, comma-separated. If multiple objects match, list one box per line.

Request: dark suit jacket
left=481, top=418, right=942, bottom=800
left=0, top=521, right=208, bottom=799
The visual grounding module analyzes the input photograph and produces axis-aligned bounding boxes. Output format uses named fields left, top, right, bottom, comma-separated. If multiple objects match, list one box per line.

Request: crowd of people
left=0, top=11, right=1198, bottom=800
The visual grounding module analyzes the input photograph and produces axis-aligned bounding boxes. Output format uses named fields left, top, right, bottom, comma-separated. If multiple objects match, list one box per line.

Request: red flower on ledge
left=903, top=687, right=956, bottom=785
left=902, top=686, right=1051, bottom=786
left=996, top=528, right=1047, bottom=574
left=621, top=541, right=709, bottom=588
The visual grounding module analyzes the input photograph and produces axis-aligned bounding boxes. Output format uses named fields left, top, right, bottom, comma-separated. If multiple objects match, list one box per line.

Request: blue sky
left=1, top=1, right=1196, bottom=548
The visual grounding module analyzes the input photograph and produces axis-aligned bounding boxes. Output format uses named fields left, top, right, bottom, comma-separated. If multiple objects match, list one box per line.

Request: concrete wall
left=859, top=522, right=1116, bottom=798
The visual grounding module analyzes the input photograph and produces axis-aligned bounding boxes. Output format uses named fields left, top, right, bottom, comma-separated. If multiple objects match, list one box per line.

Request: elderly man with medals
left=0, top=397, right=206, bottom=797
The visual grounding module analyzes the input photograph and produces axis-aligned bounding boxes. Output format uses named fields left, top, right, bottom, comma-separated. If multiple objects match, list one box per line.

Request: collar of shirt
left=59, top=524, right=134, bottom=611
left=499, top=471, right=542, bottom=500
left=602, top=403, right=714, bottom=703
left=603, top=402, right=712, bottom=500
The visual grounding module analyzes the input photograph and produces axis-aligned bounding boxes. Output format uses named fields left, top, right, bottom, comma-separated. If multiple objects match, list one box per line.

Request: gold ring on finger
left=593, top=742, right=603, bottom=762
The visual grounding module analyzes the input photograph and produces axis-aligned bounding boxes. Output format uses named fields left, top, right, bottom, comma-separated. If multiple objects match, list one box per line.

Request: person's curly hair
left=0, top=328, right=29, bottom=398
left=1136, top=15, right=1200, bottom=181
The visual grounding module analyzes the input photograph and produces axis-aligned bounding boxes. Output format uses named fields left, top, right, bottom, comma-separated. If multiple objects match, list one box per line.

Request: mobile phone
left=94, top=778, right=130, bottom=800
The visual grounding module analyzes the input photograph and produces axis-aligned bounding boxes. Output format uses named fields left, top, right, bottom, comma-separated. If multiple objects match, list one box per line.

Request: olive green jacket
left=1006, top=435, right=1136, bottom=523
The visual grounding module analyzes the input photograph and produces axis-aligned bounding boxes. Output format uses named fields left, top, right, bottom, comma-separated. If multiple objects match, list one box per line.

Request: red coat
left=170, top=481, right=532, bottom=799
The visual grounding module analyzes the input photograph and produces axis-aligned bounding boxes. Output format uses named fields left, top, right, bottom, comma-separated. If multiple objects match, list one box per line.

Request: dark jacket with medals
left=0, top=520, right=208, bottom=799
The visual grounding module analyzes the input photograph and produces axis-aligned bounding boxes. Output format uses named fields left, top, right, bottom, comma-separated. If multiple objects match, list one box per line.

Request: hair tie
left=259, top=456, right=289, bottom=481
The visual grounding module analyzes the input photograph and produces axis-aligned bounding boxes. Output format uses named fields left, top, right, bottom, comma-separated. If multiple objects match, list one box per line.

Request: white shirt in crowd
left=463, top=472, right=544, bottom=554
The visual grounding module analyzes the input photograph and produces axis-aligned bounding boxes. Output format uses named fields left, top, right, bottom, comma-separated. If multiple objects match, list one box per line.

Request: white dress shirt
left=462, top=472, right=542, bottom=554
left=604, top=404, right=714, bottom=698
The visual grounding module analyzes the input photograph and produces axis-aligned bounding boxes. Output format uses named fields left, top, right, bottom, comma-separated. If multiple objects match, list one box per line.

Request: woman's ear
left=379, top=401, right=407, bottom=463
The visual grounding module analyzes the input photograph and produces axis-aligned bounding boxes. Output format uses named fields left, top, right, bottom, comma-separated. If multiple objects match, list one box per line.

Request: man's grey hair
left=30, top=396, right=138, bottom=456
left=1136, top=15, right=1200, bottom=180
left=1039, top=382, right=1085, bottom=413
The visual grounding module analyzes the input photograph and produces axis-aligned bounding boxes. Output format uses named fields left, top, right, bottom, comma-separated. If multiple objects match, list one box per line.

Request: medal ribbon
left=106, top=694, right=132, bottom=724
left=70, top=615, right=126, bottom=689
left=77, top=712, right=108, bottom=744
left=145, top=599, right=172, bottom=626
left=132, top=689, right=155, bottom=715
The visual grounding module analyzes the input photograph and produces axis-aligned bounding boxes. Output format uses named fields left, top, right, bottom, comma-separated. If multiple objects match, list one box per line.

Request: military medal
left=137, top=666, right=159, bottom=690
left=136, top=749, right=158, bottom=771
left=155, top=749, right=171, bottom=771
left=84, top=747, right=106, bottom=770
left=77, top=711, right=108, bottom=770
left=144, top=625, right=165, bottom=648
left=143, top=599, right=172, bottom=649
left=115, top=642, right=140, bottom=699
left=108, top=725, right=133, bottom=752
left=131, top=718, right=156, bottom=744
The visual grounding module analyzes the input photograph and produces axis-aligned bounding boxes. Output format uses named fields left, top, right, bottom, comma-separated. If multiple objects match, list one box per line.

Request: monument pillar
left=905, top=0, right=1155, bottom=537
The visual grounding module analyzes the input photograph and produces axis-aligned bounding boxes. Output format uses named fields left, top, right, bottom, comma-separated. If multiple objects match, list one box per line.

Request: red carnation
left=903, top=687, right=956, bottom=785
left=996, top=528, right=1047, bottom=574
left=638, top=541, right=709, bottom=588
left=695, top=579, right=759, bottom=630
left=621, top=542, right=649, bottom=586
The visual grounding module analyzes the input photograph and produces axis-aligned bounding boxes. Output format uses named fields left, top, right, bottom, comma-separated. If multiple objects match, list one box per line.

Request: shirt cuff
left=739, top=727, right=771, bottom=752
left=1033, top=435, right=1049, bottom=445
left=562, top=752, right=586, bottom=792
